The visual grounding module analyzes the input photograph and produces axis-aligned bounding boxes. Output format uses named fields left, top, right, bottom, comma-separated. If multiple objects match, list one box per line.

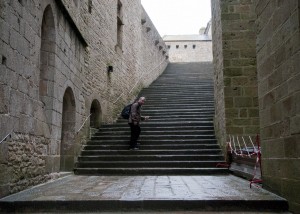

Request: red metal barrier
left=217, top=134, right=263, bottom=188
left=249, top=134, right=263, bottom=188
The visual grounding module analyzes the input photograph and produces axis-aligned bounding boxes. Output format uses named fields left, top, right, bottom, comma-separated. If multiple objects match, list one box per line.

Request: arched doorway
left=60, top=87, right=76, bottom=171
left=90, top=99, right=102, bottom=129
left=39, top=5, right=56, bottom=127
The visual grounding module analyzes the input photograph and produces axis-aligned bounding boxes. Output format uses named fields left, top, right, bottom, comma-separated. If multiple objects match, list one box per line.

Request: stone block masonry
left=164, top=40, right=212, bottom=62
left=255, top=0, right=300, bottom=212
left=212, top=0, right=300, bottom=213
left=211, top=0, right=226, bottom=154
left=211, top=0, right=259, bottom=150
left=0, top=0, right=168, bottom=197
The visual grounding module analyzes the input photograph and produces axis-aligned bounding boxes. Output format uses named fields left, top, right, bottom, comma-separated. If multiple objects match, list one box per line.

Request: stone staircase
left=0, top=62, right=290, bottom=213
left=74, top=62, right=228, bottom=175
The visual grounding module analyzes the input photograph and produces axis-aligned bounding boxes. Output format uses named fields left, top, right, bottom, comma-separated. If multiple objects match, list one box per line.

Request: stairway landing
left=0, top=174, right=288, bottom=213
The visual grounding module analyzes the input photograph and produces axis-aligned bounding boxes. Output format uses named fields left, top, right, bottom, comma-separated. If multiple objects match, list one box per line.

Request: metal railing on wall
left=0, top=118, right=19, bottom=145
left=76, top=113, right=92, bottom=134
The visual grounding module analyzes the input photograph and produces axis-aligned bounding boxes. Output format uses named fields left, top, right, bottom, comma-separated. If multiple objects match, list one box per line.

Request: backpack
left=121, top=103, right=132, bottom=119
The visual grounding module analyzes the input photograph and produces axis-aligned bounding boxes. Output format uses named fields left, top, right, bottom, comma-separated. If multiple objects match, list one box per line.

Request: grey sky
left=141, top=0, right=212, bottom=37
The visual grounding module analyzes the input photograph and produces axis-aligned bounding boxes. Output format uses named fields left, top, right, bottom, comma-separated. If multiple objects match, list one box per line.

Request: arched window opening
left=60, top=87, right=76, bottom=171
left=39, top=5, right=56, bottom=126
left=90, top=99, right=101, bottom=128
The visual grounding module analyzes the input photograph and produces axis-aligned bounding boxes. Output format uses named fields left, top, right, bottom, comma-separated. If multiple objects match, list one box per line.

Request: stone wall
left=211, top=0, right=226, bottom=150
left=0, top=0, right=168, bottom=197
left=212, top=0, right=300, bottom=212
left=255, top=0, right=300, bottom=212
left=164, top=40, right=212, bottom=62
left=211, top=0, right=259, bottom=151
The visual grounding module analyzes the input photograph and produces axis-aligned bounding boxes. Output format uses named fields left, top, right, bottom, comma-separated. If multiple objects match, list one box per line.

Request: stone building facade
left=211, top=0, right=300, bottom=212
left=0, top=0, right=168, bottom=197
left=163, top=22, right=213, bottom=62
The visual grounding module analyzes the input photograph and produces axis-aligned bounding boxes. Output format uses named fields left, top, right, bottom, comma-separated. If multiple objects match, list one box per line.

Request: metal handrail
left=112, top=60, right=168, bottom=104
left=0, top=132, right=13, bottom=145
left=0, top=117, right=19, bottom=145
left=76, top=113, right=92, bottom=134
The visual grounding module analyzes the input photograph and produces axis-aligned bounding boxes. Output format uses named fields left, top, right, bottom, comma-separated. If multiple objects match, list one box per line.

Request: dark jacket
left=128, top=102, right=144, bottom=124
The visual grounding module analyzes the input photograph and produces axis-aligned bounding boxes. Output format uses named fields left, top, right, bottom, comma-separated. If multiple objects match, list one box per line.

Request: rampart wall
left=0, top=0, right=168, bottom=197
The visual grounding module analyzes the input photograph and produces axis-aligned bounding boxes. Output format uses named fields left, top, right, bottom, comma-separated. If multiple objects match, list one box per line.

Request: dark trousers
left=129, top=123, right=141, bottom=148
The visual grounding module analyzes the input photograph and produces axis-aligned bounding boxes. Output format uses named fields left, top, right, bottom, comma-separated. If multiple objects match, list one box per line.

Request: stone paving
left=0, top=174, right=289, bottom=213
left=0, top=175, right=284, bottom=201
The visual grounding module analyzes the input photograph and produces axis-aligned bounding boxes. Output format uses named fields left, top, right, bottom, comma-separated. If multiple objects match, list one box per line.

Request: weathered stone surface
left=0, top=0, right=168, bottom=198
left=0, top=175, right=289, bottom=212
left=212, top=0, right=300, bottom=212
left=255, top=1, right=300, bottom=212
left=212, top=0, right=259, bottom=142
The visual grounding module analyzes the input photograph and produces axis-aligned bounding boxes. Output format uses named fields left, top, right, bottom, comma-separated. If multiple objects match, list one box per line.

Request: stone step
left=136, top=113, right=215, bottom=117
left=142, top=93, right=214, bottom=97
left=83, top=144, right=220, bottom=150
left=101, top=122, right=214, bottom=128
left=143, top=87, right=214, bottom=90
left=144, top=89, right=213, bottom=92
left=141, top=101, right=214, bottom=105
left=142, top=95, right=213, bottom=98
left=91, top=135, right=216, bottom=141
left=98, top=125, right=214, bottom=131
left=142, top=86, right=214, bottom=89
left=151, top=80, right=212, bottom=84
left=81, top=149, right=223, bottom=156
left=123, top=110, right=215, bottom=114
left=118, top=117, right=214, bottom=122
left=94, top=130, right=215, bottom=136
left=144, top=94, right=213, bottom=97
left=113, top=121, right=214, bottom=126
left=142, top=94, right=214, bottom=98
left=74, top=167, right=229, bottom=175
left=141, top=106, right=215, bottom=111
left=129, top=116, right=215, bottom=120
left=149, top=83, right=213, bottom=87
left=77, top=154, right=224, bottom=161
left=75, top=160, right=224, bottom=168
left=142, top=96, right=214, bottom=100
left=142, top=102, right=214, bottom=106
left=144, top=97, right=214, bottom=100
left=117, top=117, right=214, bottom=122
left=87, top=139, right=217, bottom=145
left=138, top=109, right=215, bottom=113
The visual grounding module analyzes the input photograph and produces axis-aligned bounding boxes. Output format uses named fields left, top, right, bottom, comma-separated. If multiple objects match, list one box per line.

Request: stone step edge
left=1, top=196, right=288, bottom=212
left=77, top=155, right=224, bottom=158
left=74, top=167, right=229, bottom=172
